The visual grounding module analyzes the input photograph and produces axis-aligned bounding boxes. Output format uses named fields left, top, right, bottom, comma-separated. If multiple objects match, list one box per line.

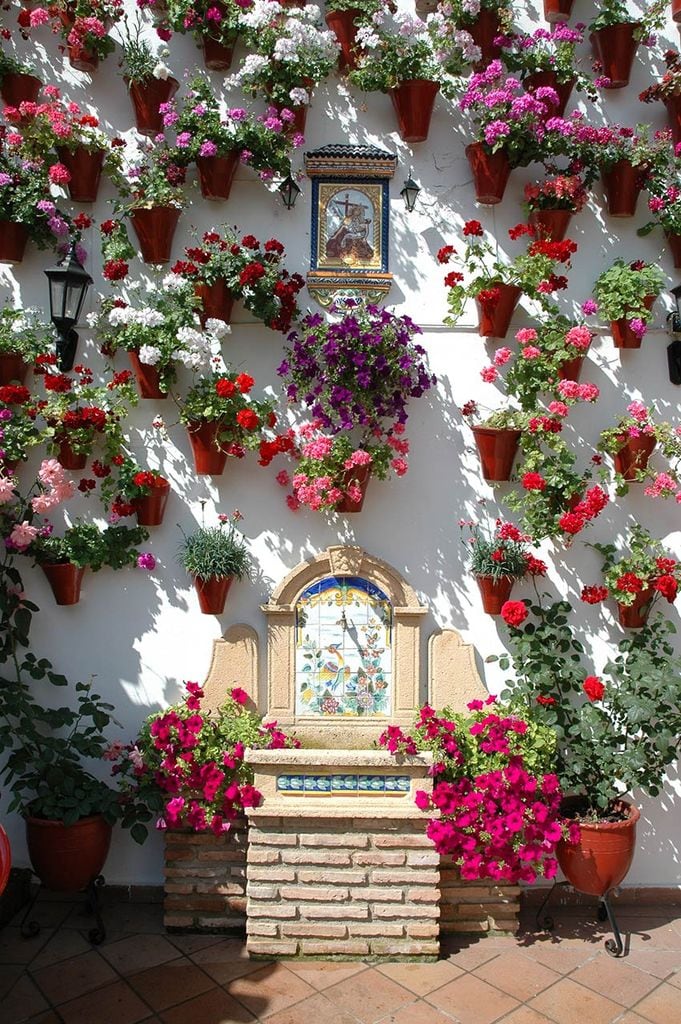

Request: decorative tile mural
left=295, top=576, right=392, bottom=717
left=277, top=774, right=411, bottom=794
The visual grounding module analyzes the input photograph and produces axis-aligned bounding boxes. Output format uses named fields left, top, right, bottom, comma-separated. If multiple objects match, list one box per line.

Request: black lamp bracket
left=55, top=328, right=79, bottom=373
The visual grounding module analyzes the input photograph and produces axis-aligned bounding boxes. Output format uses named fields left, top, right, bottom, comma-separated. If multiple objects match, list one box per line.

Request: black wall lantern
left=44, top=242, right=93, bottom=371
left=667, top=284, right=681, bottom=385
left=400, top=169, right=421, bottom=213
left=278, top=173, right=301, bottom=210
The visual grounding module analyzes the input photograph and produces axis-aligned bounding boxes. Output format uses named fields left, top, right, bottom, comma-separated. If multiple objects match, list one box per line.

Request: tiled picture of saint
left=324, top=188, right=375, bottom=266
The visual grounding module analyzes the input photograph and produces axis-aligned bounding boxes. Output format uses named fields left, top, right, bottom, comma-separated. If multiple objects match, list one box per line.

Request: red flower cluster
left=236, top=409, right=260, bottom=431
left=583, top=676, right=605, bottom=702
left=521, top=471, right=546, bottom=492
left=0, top=385, right=30, bottom=404
left=258, top=432, right=295, bottom=467
left=616, top=571, right=645, bottom=594
left=477, top=286, right=501, bottom=304
left=501, top=600, right=528, bottom=627
left=528, top=239, right=577, bottom=264
left=133, top=471, right=167, bottom=491
left=463, top=220, right=484, bottom=236
left=580, top=585, right=608, bottom=604
left=62, top=406, right=107, bottom=432
left=103, top=259, right=129, bottom=282
left=239, top=261, right=266, bottom=287
left=558, top=485, right=608, bottom=536
left=215, top=378, right=235, bottom=398
left=437, top=244, right=456, bottom=264
left=43, top=373, right=73, bottom=394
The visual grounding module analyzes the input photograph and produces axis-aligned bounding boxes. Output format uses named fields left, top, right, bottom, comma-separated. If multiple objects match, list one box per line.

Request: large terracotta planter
left=325, top=8, right=362, bottom=70
left=187, top=419, right=228, bottom=475
left=600, top=159, right=642, bottom=218
left=202, top=29, right=238, bottom=71
left=55, top=146, right=104, bottom=203
left=557, top=799, right=640, bottom=896
left=465, top=143, right=511, bottom=206
left=195, top=279, right=234, bottom=327
left=590, top=23, right=640, bottom=89
left=476, top=283, right=522, bottom=338
left=543, top=0, right=574, bottom=22
left=0, top=824, right=10, bottom=898
left=528, top=209, right=572, bottom=242
left=674, top=0, right=681, bottom=23
left=663, top=93, right=681, bottom=148
left=665, top=231, right=681, bottom=269
left=617, top=589, right=653, bottom=629
left=471, top=426, right=522, bottom=482
left=133, top=480, right=170, bottom=527
left=336, top=465, right=371, bottom=513
left=388, top=79, right=440, bottom=143
left=130, top=206, right=181, bottom=264
left=40, top=562, right=86, bottom=606
left=126, top=76, right=179, bottom=137
left=476, top=575, right=514, bottom=615
left=468, top=8, right=502, bottom=68
left=611, top=295, right=656, bottom=349
left=0, top=72, right=42, bottom=107
left=0, top=222, right=29, bottom=264
left=127, top=349, right=167, bottom=399
left=613, top=433, right=656, bottom=479
left=523, top=71, right=575, bottom=117
left=196, top=151, right=239, bottom=200
left=0, top=352, right=29, bottom=385
left=55, top=435, right=88, bottom=470
left=25, top=815, right=112, bottom=892
left=192, top=574, right=234, bottom=614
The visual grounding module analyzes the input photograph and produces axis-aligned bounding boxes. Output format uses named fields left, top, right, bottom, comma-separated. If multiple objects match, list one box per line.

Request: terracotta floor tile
left=496, top=1009, right=555, bottom=1024
left=31, top=949, right=117, bottom=1005
left=612, top=1015, right=657, bottom=1024
left=56, top=979, right=152, bottom=1024
left=568, top=957, right=659, bottom=1006
left=26, top=1013, right=63, bottom=1023
left=3, top=973, right=50, bottom=1023
left=285, top=961, right=369, bottom=990
left=0, top=927, right=51, bottom=966
left=264, top=990, right=363, bottom=1024
left=324, top=967, right=415, bottom=1024
left=426, top=973, right=519, bottom=1024
left=513, top=941, right=596, bottom=974
left=623, top=950, right=681, bottom=980
left=376, top=960, right=464, bottom=997
left=0, top=965, right=23, bottom=999
left=159, top=987, right=256, bottom=1024
left=615, top=917, right=681, bottom=950
left=96, top=903, right=165, bottom=937
left=11, top=900, right=75, bottom=930
left=629, top=982, right=681, bottom=1024
left=667, top=970, right=681, bottom=990
left=227, top=963, right=317, bottom=1019
left=381, top=1002, right=461, bottom=1024
left=99, top=934, right=181, bottom=975
left=127, top=957, right=214, bottom=1011
left=473, top=951, right=561, bottom=1002
left=527, top=977, right=624, bottom=1024
left=441, top=940, right=502, bottom=971
left=189, top=938, right=269, bottom=985
left=166, top=933, right=225, bottom=955
left=29, top=927, right=92, bottom=970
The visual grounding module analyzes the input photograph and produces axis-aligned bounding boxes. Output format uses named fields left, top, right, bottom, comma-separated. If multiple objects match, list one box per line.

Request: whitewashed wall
left=2, top=0, right=680, bottom=887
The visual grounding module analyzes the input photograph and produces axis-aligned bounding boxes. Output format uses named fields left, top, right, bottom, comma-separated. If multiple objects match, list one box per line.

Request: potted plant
left=498, top=24, right=596, bottom=118
left=116, top=21, right=178, bottom=137
left=543, top=0, right=574, bottom=23
left=178, top=511, right=250, bottom=614
left=348, top=8, right=478, bottom=142
left=0, top=306, right=53, bottom=386
left=523, top=173, right=590, bottom=242
left=598, top=401, right=667, bottom=489
left=0, top=384, right=50, bottom=472
left=170, top=228, right=304, bottom=330
left=460, top=400, right=527, bottom=482
left=589, top=0, right=665, bottom=90
left=115, top=143, right=187, bottom=264
left=575, top=123, right=668, bottom=219
left=438, top=0, right=514, bottom=68
left=0, top=135, right=75, bottom=262
left=590, top=259, right=665, bottom=349
left=588, top=527, right=681, bottom=629
left=324, top=0, right=387, bottom=71
left=460, top=517, right=538, bottom=614
left=638, top=147, right=681, bottom=268
left=22, top=0, right=122, bottom=72
left=0, top=51, right=42, bottom=106
left=163, top=0, right=252, bottom=71
left=640, top=49, right=681, bottom=148
left=113, top=459, right=171, bottom=527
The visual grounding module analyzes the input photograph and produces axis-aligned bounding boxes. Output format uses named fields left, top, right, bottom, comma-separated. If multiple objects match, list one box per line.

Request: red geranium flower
left=536, top=695, right=556, bottom=706
left=522, top=471, right=546, bottom=491
left=215, top=378, right=236, bottom=398
left=580, top=585, right=608, bottom=604
left=436, top=244, right=456, bottom=264
left=236, top=409, right=260, bottom=431
left=583, top=676, right=605, bottom=702
left=239, top=262, right=266, bottom=286
left=235, top=373, right=255, bottom=394
left=616, top=572, right=645, bottom=594
left=654, top=574, right=678, bottom=603
left=501, top=600, right=528, bottom=628
left=463, top=220, right=483, bottom=237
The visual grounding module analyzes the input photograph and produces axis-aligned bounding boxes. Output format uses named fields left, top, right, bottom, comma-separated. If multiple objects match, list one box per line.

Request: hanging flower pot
left=40, top=562, right=86, bottom=606
left=336, top=465, right=371, bottom=513
left=196, top=151, right=239, bottom=201
left=617, top=589, right=653, bottom=628
left=543, top=0, right=574, bottom=22
left=471, top=426, right=521, bottom=482
left=674, top=0, right=681, bottom=23
left=274, top=101, right=308, bottom=136
left=665, top=231, right=681, bottom=269
left=465, top=143, right=511, bottom=206
left=55, top=435, right=88, bottom=471
left=476, top=283, right=522, bottom=338
left=0, top=72, right=42, bottom=107
left=25, top=815, right=112, bottom=891
left=0, top=352, right=30, bottom=385
left=388, top=79, right=440, bottom=143
left=611, top=295, right=656, bottom=349
left=557, top=798, right=640, bottom=896
left=325, top=8, right=362, bottom=71
left=528, top=209, right=572, bottom=242
left=0, top=824, right=10, bottom=898
left=590, top=23, right=640, bottom=90
left=133, top=480, right=170, bottom=527
left=663, top=93, right=681, bottom=147
left=202, top=29, right=238, bottom=71
left=129, top=206, right=181, bottom=264
left=557, top=350, right=589, bottom=383
left=187, top=419, right=228, bottom=475
left=126, top=76, right=179, bottom=137
left=613, top=433, right=656, bottom=479
left=194, top=279, right=235, bottom=327
left=127, top=349, right=167, bottom=399
left=468, top=8, right=502, bottom=68
left=476, top=575, right=514, bottom=615
left=523, top=71, right=575, bottom=117
left=600, top=159, right=642, bottom=218
left=192, top=574, right=233, bottom=614
left=67, top=45, right=99, bottom=74
left=0, top=222, right=29, bottom=264
left=55, top=146, right=104, bottom=203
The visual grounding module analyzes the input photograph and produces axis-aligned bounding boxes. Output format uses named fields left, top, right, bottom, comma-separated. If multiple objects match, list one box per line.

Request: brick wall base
left=163, top=821, right=247, bottom=931
left=440, top=855, right=520, bottom=935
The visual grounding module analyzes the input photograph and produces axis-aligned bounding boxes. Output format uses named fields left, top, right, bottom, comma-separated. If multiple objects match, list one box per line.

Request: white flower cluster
left=462, top=0, right=481, bottom=15
left=107, top=306, right=165, bottom=328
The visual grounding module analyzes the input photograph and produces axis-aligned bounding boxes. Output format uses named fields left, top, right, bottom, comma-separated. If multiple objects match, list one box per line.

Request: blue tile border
left=276, top=773, right=410, bottom=795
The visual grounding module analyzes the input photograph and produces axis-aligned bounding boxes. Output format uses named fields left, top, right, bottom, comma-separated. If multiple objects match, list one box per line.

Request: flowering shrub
left=576, top=123, right=670, bottom=181
left=179, top=511, right=251, bottom=582
left=459, top=399, right=527, bottom=433
left=115, top=17, right=173, bottom=83
left=114, top=140, right=187, bottom=214
left=380, top=699, right=568, bottom=884
left=460, top=517, right=541, bottom=582
left=0, top=306, right=54, bottom=363
left=639, top=145, right=681, bottom=240
left=499, top=24, right=596, bottom=101
left=113, top=683, right=299, bottom=836
left=589, top=525, right=681, bottom=610
left=439, top=0, right=513, bottom=31
left=590, top=258, right=665, bottom=338
left=162, top=0, right=253, bottom=49
left=598, top=402, right=680, bottom=492
left=179, top=369, right=278, bottom=458
left=19, top=1, right=123, bottom=63
left=0, top=386, right=49, bottom=468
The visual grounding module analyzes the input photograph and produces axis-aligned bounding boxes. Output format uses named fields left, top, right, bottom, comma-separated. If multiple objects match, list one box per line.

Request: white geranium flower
left=85, top=312, right=99, bottom=328
left=108, top=306, right=134, bottom=326
left=289, top=86, right=310, bottom=106
left=162, top=272, right=185, bottom=291
left=138, top=344, right=162, bottom=365
left=153, top=62, right=170, bottom=80
left=177, top=326, right=203, bottom=347
left=205, top=318, right=232, bottom=339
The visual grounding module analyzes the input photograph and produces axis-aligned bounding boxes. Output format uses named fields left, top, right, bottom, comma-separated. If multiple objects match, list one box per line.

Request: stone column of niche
left=427, top=628, right=489, bottom=714
left=201, top=623, right=260, bottom=713
left=244, top=748, right=439, bottom=960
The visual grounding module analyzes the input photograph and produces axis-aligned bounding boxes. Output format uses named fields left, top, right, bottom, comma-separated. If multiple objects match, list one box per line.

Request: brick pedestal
left=440, top=856, right=521, bottom=934
left=163, top=821, right=247, bottom=931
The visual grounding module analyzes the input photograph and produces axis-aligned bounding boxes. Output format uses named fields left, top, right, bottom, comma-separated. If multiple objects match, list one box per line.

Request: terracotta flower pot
left=187, top=419, right=228, bottom=475
left=192, top=574, right=233, bottom=614
left=476, top=575, right=514, bottom=615
left=130, top=206, right=181, bottom=264
left=127, top=349, right=167, bottom=399
left=0, top=222, right=29, bottom=264
left=0, top=352, right=29, bottom=385
left=274, top=101, right=307, bottom=136
left=665, top=231, right=681, bottom=269
left=133, top=480, right=170, bottom=527
left=388, top=79, right=440, bottom=143
left=663, top=93, right=681, bottom=148
left=528, top=209, right=572, bottom=242
left=613, top=433, right=656, bottom=479
left=336, top=465, right=371, bottom=513
left=126, top=76, right=179, bottom=137
left=196, top=151, right=239, bottom=200
left=468, top=8, right=502, bottom=68
left=557, top=799, right=640, bottom=896
left=25, top=815, right=112, bottom=892
left=325, top=8, right=362, bottom=71
left=617, top=589, right=653, bottom=628
left=0, top=824, right=10, bottom=898
left=68, top=45, right=99, bottom=74
left=465, top=143, right=511, bottom=206
left=674, top=0, right=681, bottom=23
left=557, top=352, right=588, bottom=383
left=195, top=279, right=234, bottom=327
left=600, top=159, right=642, bottom=218
left=55, top=146, right=104, bottom=203
left=476, top=283, right=522, bottom=338
left=543, top=0, right=574, bottom=22
left=55, top=435, right=88, bottom=471
left=523, top=71, right=575, bottom=117
left=40, top=562, right=86, bottom=606
left=611, top=295, right=656, bottom=349
left=0, top=72, right=42, bottom=107
left=471, top=426, right=522, bottom=482
left=590, top=23, right=640, bottom=90
left=202, top=30, right=238, bottom=71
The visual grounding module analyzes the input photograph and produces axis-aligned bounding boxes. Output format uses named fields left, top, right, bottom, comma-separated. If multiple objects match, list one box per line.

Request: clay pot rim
left=25, top=812, right=108, bottom=827
left=560, top=796, right=640, bottom=830
left=471, top=425, right=523, bottom=437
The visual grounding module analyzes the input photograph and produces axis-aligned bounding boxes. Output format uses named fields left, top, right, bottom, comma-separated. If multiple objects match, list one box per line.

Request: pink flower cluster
left=31, top=458, right=75, bottom=514
left=556, top=379, right=600, bottom=404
